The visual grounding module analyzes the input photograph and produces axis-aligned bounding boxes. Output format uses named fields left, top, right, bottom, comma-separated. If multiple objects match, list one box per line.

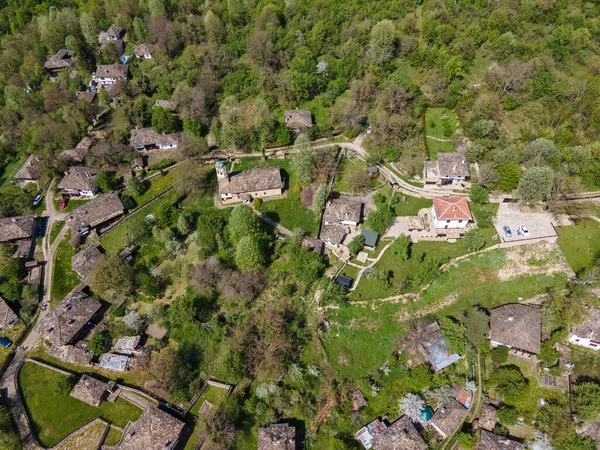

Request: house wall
left=62, top=188, right=96, bottom=198
left=432, top=207, right=469, bottom=229
left=324, top=219, right=359, bottom=227
left=220, top=187, right=283, bottom=204
left=569, top=334, right=600, bottom=350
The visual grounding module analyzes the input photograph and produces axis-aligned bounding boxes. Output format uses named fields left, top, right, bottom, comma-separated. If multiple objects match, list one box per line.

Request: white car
left=367, top=124, right=373, bottom=134
left=33, top=194, right=43, bottom=206
left=520, top=225, right=529, bottom=237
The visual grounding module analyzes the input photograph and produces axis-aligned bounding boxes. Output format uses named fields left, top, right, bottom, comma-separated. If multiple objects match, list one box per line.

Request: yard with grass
left=103, top=427, right=123, bottom=446
left=333, top=156, right=381, bottom=194
left=233, top=157, right=319, bottom=235
left=53, top=198, right=90, bottom=213
left=376, top=185, right=433, bottom=216
left=556, top=219, right=600, bottom=273
left=19, top=362, right=142, bottom=447
left=50, top=234, right=81, bottom=304
left=50, top=220, right=65, bottom=245
left=0, top=320, right=26, bottom=369
left=425, top=107, right=460, bottom=159
left=184, top=385, right=231, bottom=450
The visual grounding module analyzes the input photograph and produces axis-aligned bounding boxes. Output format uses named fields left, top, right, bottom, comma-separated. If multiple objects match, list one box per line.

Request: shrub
left=490, top=346, right=509, bottom=364
left=498, top=405, right=518, bottom=425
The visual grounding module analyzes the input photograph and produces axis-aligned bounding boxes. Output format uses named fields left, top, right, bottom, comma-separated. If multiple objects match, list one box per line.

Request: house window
left=458, top=220, right=463, bottom=224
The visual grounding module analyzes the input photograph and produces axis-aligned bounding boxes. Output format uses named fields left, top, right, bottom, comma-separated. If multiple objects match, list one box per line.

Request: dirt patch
left=301, top=182, right=319, bottom=208
left=498, top=241, right=574, bottom=281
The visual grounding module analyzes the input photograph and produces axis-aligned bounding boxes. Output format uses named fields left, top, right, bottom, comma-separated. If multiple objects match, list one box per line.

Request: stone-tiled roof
left=44, top=49, right=75, bottom=70
left=69, top=375, right=111, bottom=406
left=74, top=91, right=96, bottom=103
left=571, top=307, right=600, bottom=341
left=0, top=215, right=36, bottom=243
left=36, top=290, right=101, bottom=347
left=15, top=155, right=43, bottom=180
left=114, top=335, right=141, bottom=354
left=218, top=167, right=283, bottom=195
left=71, top=246, right=102, bottom=277
left=478, top=402, right=497, bottom=431
left=430, top=398, right=468, bottom=438
left=257, top=424, right=296, bottom=450
left=129, top=128, right=180, bottom=148
left=284, top=109, right=312, bottom=129
left=319, top=224, right=347, bottom=245
left=57, top=167, right=97, bottom=192
left=153, top=100, right=178, bottom=110
left=99, top=353, right=129, bottom=371
left=490, top=304, right=541, bottom=354
left=476, top=430, right=524, bottom=450
left=134, top=43, right=155, bottom=58
left=105, top=25, right=125, bottom=39
left=95, top=64, right=129, bottom=79
left=437, top=153, right=470, bottom=178
left=323, top=197, right=362, bottom=225
left=58, top=147, right=88, bottom=163
left=351, top=390, right=367, bottom=410
left=432, top=197, right=473, bottom=221
left=67, top=192, right=125, bottom=229
left=371, top=415, right=427, bottom=450
left=0, top=297, right=18, bottom=329
left=417, top=322, right=461, bottom=372
left=118, top=406, right=185, bottom=450
left=301, top=236, right=324, bottom=254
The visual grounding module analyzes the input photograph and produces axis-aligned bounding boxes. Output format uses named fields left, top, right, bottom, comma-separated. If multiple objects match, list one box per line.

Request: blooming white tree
left=122, top=311, right=145, bottom=333
left=317, top=61, right=329, bottom=75
left=256, top=382, right=278, bottom=399
left=465, top=380, right=477, bottom=393
left=530, top=431, right=553, bottom=450
left=307, top=365, right=320, bottom=377
left=371, top=384, right=381, bottom=397
left=399, top=393, right=425, bottom=422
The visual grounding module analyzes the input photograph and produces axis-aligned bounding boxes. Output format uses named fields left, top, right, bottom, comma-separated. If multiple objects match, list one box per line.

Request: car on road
left=76, top=226, right=90, bottom=236
left=0, top=337, right=12, bottom=349
left=520, top=225, right=530, bottom=237
left=503, top=226, right=512, bottom=237
left=60, top=198, right=68, bottom=209
left=33, top=194, right=43, bottom=206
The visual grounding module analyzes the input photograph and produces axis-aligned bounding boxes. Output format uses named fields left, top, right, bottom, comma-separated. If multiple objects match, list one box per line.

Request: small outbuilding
left=336, top=275, right=353, bottom=291
left=351, top=390, right=368, bottom=411
left=69, top=374, right=117, bottom=406
left=361, top=229, right=379, bottom=250
left=99, top=353, right=130, bottom=371
left=430, top=398, right=468, bottom=440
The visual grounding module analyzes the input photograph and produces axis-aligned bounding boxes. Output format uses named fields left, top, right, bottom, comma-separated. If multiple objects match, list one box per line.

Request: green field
left=19, top=363, right=142, bottom=447
left=393, top=193, right=432, bottom=216
left=51, top=234, right=81, bottom=304
left=185, top=385, right=231, bottom=450
left=234, top=158, right=319, bottom=235
left=425, top=107, right=460, bottom=159
left=333, top=156, right=381, bottom=194
left=103, top=427, right=123, bottom=446
left=556, top=219, right=600, bottom=273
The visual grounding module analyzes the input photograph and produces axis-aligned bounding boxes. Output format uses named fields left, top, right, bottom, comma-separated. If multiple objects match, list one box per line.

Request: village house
left=258, top=424, right=297, bottom=450
left=67, top=192, right=125, bottom=231
left=132, top=156, right=146, bottom=176
left=153, top=99, right=178, bottom=111
left=569, top=307, right=600, bottom=351
left=99, top=353, right=130, bottom=371
left=477, top=402, right=498, bottom=432
left=44, top=49, right=75, bottom=73
left=129, top=127, right=180, bottom=151
left=452, top=386, right=473, bottom=409
left=60, top=135, right=94, bottom=163
left=319, top=224, right=348, bottom=247
left=581, top=419, right=600, bottom=446
left=15, top=154, right=43, bottom=183
left=284, top=109, right=313, bottom=132
left=430, top=398, right=468, bottom=439
left=118, top=405, right=185, bottom=450
left=323, top=197, right=362, bottom=227
left=0, top=297, right=18, bottom=329
left=69, top=374, right=118, bottom=406
left=301, top=236, right=324, bottom=255
left=476, top=430, right=524, bottom=450
left=370, top=415, right=427, bottom=450
left=355, top=418, right=388, bottom=449
left=74, top=91, right=97, bottom=103
left=134, top=43, right=155, bottom=59
left=437, top=152, right=471, bottom=185
left=0, top=215, right=37, bottom=258
left=71, top=246, right=102, bottom=278
left=93, top=64, right=129, bottom=87
left=490, top=303, right=541, bottom=356
left=113, top=335, right=141, bottom=355
left=432, top=196, right=473, bottom=230
left=216, top=162, right=283, bottom=204
left=104, top=25, right=125, bottom=41
left=99, top=38, right=125, bottom=56
left=417, top=321, right=461, bottom=372
left=57, top=167, right=98, bottom=197
left=36, top=290, right=101, bottom=347
left=351, top=389, right=368, bottom=411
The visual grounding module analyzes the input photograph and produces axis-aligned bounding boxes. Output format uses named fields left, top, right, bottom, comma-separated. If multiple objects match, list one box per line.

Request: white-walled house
left=323, top=198, right=362, bottom=227
left=93, top=64, right=129, bottom=87
left=57, top=167, right=98, bottom=198
left=569, top=308, right=600, bottom=351
left=432, top=196, right=473, bottom=229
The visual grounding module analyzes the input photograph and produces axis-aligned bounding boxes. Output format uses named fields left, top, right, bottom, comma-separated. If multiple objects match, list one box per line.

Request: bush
left=348, top=235, right=365, bottom=255
left=252, top=197, right=262, bottom=208
left=490, top=346, right=509, bottom=364
left=464, top=229, right=485, bottom=252
left=470, top=185, right=489, bottom=204
left=148, top=158, right=176, bottom=171
left=498, top=404, right=518, bottom=425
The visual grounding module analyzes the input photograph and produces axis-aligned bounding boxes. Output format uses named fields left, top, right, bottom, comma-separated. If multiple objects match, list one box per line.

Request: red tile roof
left=432, top=197, right=473, bottom=221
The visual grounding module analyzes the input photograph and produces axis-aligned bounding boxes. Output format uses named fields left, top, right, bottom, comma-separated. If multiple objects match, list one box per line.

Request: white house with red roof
left=432, top=196, right=473, bottom=229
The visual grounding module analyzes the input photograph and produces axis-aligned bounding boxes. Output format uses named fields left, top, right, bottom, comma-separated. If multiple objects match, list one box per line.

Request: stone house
left=93, top=64, right=129, bottom=87
left=323, top=197, right=362, bottom=227
left=355, top=418, right=388, bottom=449
left=432, top=196, right=473, bottom=230
left=69, top=374, right=118, bottom=406
left=569, top=307, right=600, bottom=351
left=436, top=152, right=471, bottom=185
left=0, top=296, right=18, bottom=329
left=134, top=43, right=155, bottom=59
left=66, top=192, right=125, bottom=231
left=57, top=167, right=98, bottom=197
left=104, top=25, right=125, bottom=41
left=113, top=335, right=141, bottom=355
left=15, top=155, right=43, bottom=183
left=44, top=49, right=75, bottom=73
left=284, top=109, right=312, bottom=132
left=216, top=163, right=283, bottom=204
left=129, top=127, right=180, bottom=151
left=490, top=303, right=541, bottom=356
left=475, top=430, right=524, bottom=449
left=370, top=415, right=427, bottom=450
left=0, top=215, right=37, bottom=258
left=118, top=406, right=185, bottom=450
left=430, top=398, right=468, bottom=439
left=71, top=246, right=102, bottom=278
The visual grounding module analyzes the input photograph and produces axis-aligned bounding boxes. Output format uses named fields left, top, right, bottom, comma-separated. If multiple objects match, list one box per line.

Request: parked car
left=503, top=226, right=512, bottom=237
left=60, top=198, right=68, bottom=209
left=33, top=194, right=43, bottom=206
left=367, top=124, right=374, bottom=134
left=520, top=225, right=530, bottom=237
left=0, top=337, right=12, bottom=349
left=76, top=226, right=90, bottom=236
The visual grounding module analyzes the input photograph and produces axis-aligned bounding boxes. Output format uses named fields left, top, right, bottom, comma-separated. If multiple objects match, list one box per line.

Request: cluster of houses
left=352, top=300, right=593, bottom=449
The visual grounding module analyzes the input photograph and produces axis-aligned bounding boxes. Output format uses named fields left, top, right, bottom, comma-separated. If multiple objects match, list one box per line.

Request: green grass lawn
left=425, top=107, right=460, bottom=140
left=393, top=194, right=432, bottom=216
left=190, top=385, right=229, bottom=417
left=233, top=157, right=319, bottom=235
left=19, top=362, right=142, bottom=447
left=333, top=156, right=380, bottom=194
left=0, top=321, right=25, bottom=370
left=50, top=233, right=81, bottom=304
left=0, top=155, right=27, bottom=192
left=426, top=138, right=456, bottom=159
left=50, top=220, right=65, bottom=245
left=103, top=427, right=123, bottom=446
left=130, top=170, right=175, bottom=207
left=53, top=198, right=90, bottom=213
left=556, top=219, right=600, bottom=273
